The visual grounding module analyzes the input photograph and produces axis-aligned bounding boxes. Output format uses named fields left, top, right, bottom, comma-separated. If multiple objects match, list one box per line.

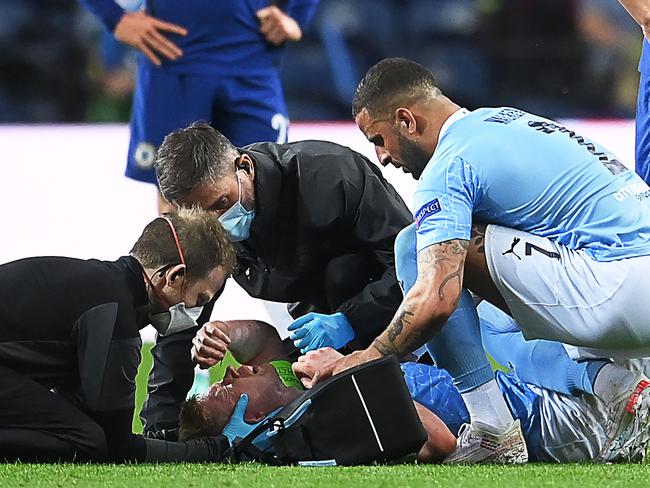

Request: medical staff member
left=140, top=121, right=412, bottom=434
left=0, top=208, right=235, bottom=462
left=79, top=0, right=320, bottom=213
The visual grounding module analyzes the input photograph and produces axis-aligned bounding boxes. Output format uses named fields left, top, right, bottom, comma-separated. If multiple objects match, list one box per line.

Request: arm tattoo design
left=436, top=255, right=465, bottom=301
left=374, top=238, right=469, bottom=358
left=418, top=240, right=469, bottom=301
left=371, top=338, right=400, bottom=357
left=470, top=223, right=486, bottom=254
left=387, top=310, right=414, bottom=342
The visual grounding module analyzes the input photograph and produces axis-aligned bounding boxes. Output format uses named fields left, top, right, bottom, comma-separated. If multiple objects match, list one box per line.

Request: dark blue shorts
left=126, top=65, right=289, bottom=184
left=636, top=71, right=650, bottom=184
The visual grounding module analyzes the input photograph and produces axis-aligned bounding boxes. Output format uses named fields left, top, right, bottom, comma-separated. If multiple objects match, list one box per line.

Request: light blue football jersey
left=414, top=107, right=650, bottom=262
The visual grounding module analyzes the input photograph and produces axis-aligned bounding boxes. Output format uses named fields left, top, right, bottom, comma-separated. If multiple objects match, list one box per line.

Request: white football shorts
left=485, top=224, right=650, bottom=360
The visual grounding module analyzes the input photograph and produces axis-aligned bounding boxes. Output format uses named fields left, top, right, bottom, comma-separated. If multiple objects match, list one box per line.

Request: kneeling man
left=0, top=208, right=235, bottom=462
left=179, top=320, right=456, bottom=463
left=303, top=58, right=650, bottom=463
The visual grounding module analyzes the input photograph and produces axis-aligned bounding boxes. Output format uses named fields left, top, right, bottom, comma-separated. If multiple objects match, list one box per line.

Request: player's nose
left=238, top=365, right=255, bottom=377
left=224, top=365, right=239, bottom=379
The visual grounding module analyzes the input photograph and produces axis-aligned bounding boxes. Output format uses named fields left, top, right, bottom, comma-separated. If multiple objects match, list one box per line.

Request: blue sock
left=426, top=290, right=494, bottom=393
left=394, top=223, right=418, bottom=294
left=478, top=300, right=599, bottom=396
left=394, top=223, right=493, bottom=393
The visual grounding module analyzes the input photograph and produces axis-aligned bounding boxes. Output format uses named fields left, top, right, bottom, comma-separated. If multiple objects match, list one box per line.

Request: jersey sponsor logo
left=484, top=108, right=525, bottom=125
left=527, top=120, right=628, bottom=176
left=134, top=142, right=157, bottom=169
left=502, top=237, right=560, bottom=260
left=612, top=181, right=650, bottom=202
left=501, top=237, right=522, bottom=260
left=415, top=199, right=442, bottom=229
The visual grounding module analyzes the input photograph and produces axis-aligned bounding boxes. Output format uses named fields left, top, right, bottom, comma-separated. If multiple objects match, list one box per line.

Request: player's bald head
left=352, top=58, right=442, bottom=119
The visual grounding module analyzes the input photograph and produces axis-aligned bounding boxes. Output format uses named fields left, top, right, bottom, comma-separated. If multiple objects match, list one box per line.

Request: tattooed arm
left=370, top=239, right=469, bottom=358
left=294, top=239, right=469, bottom=386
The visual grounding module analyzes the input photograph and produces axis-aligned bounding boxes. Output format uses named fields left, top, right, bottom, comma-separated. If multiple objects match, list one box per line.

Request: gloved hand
left=222, top=394, right=262, bottom=444
left=288, top=312, right=355, bottom=353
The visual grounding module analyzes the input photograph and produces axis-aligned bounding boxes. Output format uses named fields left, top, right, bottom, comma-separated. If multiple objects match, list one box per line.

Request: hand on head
left=293, top=348, right=380, bottom=388
left=221, top=394, right=262, bottom=444
left=191, top=321, right=232, bottom=369
left=292, top=347, right=342, bottom=388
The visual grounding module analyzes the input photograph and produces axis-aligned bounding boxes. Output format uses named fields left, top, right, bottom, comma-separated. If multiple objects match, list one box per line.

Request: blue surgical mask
left=219, top=172, right=255, bottom=242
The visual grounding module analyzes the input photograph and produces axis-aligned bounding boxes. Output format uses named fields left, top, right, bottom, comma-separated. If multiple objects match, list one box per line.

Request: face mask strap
left=235, top=169, right=243, bottom=205
left=218, top=160, right=255, bottom=242
left=142, top=267, right=171, bottom=310
left=160, top=215, right=189, bottom=299
left=160, top=216, right=187, bottom=267
left=144, top=215, right=190, bottom=302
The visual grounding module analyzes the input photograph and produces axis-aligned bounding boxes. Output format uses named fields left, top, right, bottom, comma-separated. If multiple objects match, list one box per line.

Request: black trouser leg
left=0, top=365, right=107, bottom=462
left=0, top=430, right=80, bottom=462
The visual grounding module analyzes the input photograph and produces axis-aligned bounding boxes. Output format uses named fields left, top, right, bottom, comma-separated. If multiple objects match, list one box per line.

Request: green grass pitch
left=2, top=345, right=648, bottom=487
left=2, top=463, right=650, bottom=487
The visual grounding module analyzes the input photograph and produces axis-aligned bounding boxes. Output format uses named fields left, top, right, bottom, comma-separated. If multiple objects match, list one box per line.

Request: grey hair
left=155, top=121, right=240, bottom=203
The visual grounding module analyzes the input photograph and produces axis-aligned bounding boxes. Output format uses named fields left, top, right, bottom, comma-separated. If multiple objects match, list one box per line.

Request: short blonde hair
left=130, top=206, right=237, bottom=282
left=178, top=395, right=218, bottom=441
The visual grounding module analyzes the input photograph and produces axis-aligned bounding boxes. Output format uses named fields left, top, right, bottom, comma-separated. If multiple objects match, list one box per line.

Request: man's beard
left=396, top=132, right=432, bottom=179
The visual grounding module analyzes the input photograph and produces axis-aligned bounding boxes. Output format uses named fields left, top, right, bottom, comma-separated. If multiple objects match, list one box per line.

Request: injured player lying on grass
left=183, top=320, right=650, bottom=463
left=183, top=319, right=454, bottom=463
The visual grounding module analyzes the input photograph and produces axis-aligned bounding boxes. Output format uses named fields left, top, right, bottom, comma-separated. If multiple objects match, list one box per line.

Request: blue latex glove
left=287, top=311, right=355, bottom=353
left=222, top=394, right=262, bottom=444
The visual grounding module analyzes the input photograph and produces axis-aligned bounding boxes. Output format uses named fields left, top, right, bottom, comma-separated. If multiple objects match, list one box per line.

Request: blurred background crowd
left=0, top=0, right=644, bottom=124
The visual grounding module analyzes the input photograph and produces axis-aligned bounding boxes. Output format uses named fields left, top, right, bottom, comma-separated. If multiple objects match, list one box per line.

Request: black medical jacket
left=143, top=140, right=413, bottom=432
left=0, top=255, right=152, bottom=461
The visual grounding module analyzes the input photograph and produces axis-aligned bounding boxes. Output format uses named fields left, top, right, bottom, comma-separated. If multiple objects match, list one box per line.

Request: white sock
left=593, top=363, right=639, bottom=404
left=461, top=379, right=514, bottom=432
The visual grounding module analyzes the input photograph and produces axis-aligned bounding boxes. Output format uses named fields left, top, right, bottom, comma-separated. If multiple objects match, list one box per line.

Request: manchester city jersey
left=414, top=107, right=650, bottom=262
left=401, top=362, right=469, bottom=436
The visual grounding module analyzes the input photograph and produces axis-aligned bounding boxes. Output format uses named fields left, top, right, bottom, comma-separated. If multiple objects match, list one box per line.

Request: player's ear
left=395, top=108, right=417, bottom=135
left=165, top=264, right=186, bottom=289
left=238, top=154, right=255, bottom=181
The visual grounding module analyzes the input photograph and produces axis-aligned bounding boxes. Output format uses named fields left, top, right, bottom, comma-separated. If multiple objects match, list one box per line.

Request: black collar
left=239, top=147, right=285, bottom=264
left=119, top=255, right=151, bottom=312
